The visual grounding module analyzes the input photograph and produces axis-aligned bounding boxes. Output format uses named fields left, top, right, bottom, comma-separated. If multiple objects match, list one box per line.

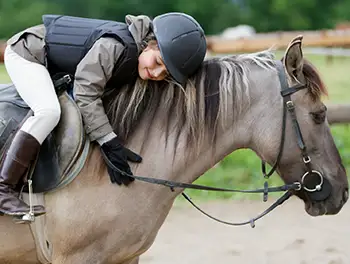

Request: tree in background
left=0, top=0, right=61, bottom=38
left=0, top=0, right=349, bottom=39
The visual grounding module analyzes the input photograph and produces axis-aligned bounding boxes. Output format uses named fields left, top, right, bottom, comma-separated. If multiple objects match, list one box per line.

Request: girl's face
left=138, top=40, right=168, bottom=81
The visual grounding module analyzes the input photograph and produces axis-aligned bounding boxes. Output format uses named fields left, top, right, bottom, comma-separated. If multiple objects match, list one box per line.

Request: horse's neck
left=128, top=108, right=252, bottom=186
left=126, top=64, right=277, bottom=186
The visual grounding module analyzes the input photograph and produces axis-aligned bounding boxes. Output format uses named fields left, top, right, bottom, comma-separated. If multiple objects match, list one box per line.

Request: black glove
left=100, top=137, right=142, bottom=186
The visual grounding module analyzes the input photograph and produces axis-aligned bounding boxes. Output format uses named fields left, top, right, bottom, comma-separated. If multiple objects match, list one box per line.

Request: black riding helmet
left=152, top=12, right=207, bottom=86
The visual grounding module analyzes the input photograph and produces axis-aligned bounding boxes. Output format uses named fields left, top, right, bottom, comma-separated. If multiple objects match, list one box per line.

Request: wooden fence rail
left=327, top=104, right=350, bottom=125
left=206, top=29, right=350, bottom=54
left=0, top=42, right=5, bottom=63
left=2, top=28, right=350, bottom=60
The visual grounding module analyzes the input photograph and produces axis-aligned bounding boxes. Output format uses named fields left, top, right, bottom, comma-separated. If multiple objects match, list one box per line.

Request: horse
left=0, top=35, right=348, bottom=264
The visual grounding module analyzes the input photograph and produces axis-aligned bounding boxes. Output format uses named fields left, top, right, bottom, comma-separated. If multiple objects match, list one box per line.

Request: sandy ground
left=140, top=196, right=350, bottom=264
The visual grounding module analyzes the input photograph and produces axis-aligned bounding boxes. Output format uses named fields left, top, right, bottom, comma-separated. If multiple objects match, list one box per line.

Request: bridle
left=100, top=60, right=331, bottom=228
left=260, top=60, right=331, bottom=203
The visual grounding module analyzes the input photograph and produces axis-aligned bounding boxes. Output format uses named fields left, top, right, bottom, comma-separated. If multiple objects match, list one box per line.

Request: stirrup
left=13, top=213, right=34, bottom=224
left=13, top=179, right=35, bottom=224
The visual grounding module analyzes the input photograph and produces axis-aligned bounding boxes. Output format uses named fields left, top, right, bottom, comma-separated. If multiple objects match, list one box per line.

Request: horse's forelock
left=302, top=59, right=328, bottom=100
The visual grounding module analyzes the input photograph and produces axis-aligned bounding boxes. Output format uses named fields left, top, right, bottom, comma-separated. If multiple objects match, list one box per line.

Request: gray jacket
left=6, top=15, right=152, bottom=141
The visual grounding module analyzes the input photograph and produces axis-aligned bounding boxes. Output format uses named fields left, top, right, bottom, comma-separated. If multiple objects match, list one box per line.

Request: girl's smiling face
left=138, top=40, right=168, bottom=81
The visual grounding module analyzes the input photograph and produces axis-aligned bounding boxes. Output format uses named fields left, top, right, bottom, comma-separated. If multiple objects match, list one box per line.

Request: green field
left=1, top=53, right=350, bottom=201
left=0, top=64, right=10, bottom=83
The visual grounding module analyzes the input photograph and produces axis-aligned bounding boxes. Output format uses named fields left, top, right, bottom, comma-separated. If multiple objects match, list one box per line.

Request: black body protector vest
left=42, top=15, right=139, bottom=89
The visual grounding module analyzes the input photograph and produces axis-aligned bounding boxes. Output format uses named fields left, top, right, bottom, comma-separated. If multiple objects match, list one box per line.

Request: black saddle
left=0, top=83, right=89, bottom=193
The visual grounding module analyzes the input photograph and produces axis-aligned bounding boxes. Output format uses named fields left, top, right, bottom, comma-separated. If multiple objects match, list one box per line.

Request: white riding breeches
left=4, top=46, right=61, bottom=144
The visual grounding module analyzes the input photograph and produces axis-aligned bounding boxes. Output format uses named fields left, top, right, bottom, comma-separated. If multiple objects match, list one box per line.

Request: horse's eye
left=310, top=110, right=326, bottom=124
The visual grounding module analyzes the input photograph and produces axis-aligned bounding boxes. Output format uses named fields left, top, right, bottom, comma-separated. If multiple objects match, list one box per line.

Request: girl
left=0, top=12, right=207, bottom=220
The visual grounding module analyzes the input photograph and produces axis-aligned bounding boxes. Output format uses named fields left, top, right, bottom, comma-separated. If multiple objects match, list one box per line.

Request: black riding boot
left=0, top=130, right=45, bottom=217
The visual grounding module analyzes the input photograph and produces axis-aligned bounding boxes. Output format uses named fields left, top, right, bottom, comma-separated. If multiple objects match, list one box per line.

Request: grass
left=0, top=64, right=10, bottom=83
left=1, top=53, right=350, bottom=202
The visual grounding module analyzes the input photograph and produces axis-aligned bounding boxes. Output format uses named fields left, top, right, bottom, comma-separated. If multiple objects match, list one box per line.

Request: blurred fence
left=0, top=41, right=5, bottom=63
left=206, top=29, right=350, bottom=54
left=327, top=104, right=350, bottom=125
left=2, top=28, right=350, bottom=61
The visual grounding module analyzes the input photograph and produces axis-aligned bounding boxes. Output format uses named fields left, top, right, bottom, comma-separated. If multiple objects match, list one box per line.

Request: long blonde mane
left=104, top=51, right=276, bottom=152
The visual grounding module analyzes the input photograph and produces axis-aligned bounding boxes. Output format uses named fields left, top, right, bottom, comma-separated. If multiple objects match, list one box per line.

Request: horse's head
left=251, top=36, right=348, bottom=216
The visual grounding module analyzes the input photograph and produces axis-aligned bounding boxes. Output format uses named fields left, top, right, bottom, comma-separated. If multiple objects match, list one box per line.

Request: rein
left=101, top=151, right=301, bottom=228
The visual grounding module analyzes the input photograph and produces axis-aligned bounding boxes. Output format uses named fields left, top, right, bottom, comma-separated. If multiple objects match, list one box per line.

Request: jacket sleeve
left=73, top=37, right=125, bottom=142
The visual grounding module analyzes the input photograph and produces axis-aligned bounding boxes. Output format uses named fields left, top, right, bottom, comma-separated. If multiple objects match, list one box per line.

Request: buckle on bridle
left=286, top=100, right=294, bottom=109
left=293, top=182, right=302, bottom=191
left=303, top=156, right=311, bottom=164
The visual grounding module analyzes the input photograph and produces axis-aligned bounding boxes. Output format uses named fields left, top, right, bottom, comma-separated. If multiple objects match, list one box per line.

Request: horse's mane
left=103, top=51, right=326, bottom=153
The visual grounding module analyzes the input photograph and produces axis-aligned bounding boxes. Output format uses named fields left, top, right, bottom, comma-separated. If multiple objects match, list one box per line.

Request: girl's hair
left=140, top=31, right=157, bottom=51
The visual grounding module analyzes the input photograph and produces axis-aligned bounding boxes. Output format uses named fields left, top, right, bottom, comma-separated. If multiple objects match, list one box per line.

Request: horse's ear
left=283, top=35, right=304, bottom=82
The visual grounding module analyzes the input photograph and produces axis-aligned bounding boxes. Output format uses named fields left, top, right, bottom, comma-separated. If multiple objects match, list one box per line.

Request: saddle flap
left=31, top=91, right=87, bottom=193
left=0, top=117, right=18, bottom=156
left=0, top=84, right=87, bottom=193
